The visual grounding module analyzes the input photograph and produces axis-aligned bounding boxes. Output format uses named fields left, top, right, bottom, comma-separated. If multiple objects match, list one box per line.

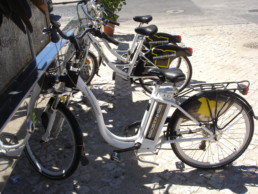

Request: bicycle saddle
left=149, top=68, right=186, bottom=83
left=133, top=15, right=152, bottom=24
left=135, top=25, right=158, bottom=36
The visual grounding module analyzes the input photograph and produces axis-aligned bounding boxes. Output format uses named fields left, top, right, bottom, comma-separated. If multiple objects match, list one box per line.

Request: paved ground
left=3, top=1, right=258, bottom=193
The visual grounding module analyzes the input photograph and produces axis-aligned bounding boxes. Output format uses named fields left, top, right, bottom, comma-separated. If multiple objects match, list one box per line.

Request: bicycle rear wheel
left=25, top=97, right=83, bottom=179
left=168, top=91, right=254, bottom=169
left=139, top=56, right=192, bottom=94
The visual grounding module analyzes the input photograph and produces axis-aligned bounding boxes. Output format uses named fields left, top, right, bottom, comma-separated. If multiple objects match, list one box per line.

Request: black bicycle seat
left=133, top=15, right=152, bottom=24
left=135, top=25, right=158, bottom=36
left=149, top=68, right=186, bottom=83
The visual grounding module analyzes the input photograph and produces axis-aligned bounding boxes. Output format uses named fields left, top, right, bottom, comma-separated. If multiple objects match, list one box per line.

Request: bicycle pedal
left=81, top=153, right=89, bottom=166
left=110, top=152, right=121, bottom=163
left=175, top=161, right=185, bottom=171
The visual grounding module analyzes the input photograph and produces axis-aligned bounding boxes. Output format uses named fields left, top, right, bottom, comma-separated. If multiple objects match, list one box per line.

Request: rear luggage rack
left=177, top=80, right=250, bottom=97
left=190, top=80, right=250, bottom=93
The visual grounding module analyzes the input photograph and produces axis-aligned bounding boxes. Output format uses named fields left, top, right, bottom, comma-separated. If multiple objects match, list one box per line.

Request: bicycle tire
left=167, top=90, right=254, bottom=169
left=139, top=56, right=192, bottom=94
left=79, top=50, right=98, bottom=85
left=25, top=99, right=83, bottom=179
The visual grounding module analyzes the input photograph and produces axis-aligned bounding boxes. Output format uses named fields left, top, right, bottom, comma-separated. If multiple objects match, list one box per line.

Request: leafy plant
left=98, top=0, right=126, bottom=21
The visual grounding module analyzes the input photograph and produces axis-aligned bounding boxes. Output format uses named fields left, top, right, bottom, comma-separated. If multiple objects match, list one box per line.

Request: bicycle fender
left=230, top=91, right=256, bottom=118
left=171, top=90, right=255, bottom=125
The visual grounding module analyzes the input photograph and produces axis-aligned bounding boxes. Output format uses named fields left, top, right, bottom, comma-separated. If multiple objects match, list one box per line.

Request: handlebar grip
left=50, top=27, right=60, bottom=43
left=102, top=33, right=120, bottom=46
left=56, top=27, right=70, bottom=40
left=50, top=19, right=70, bottom=40
left=50, top=20, right=80, bottom=52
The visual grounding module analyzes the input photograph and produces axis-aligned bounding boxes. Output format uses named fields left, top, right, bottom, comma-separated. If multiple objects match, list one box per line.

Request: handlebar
left=50, top=16, right=94, bottom=55
left=79, top=0, right=120, bottom=26
left=51, top=17, right=119, bottom=49
left=77, top=0, right=121, bottom=45
left=101, top=33, right=120, bottom=46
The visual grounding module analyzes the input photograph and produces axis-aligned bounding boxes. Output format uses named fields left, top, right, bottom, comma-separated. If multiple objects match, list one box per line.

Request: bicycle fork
left=41, top=97, right=63, bottom=142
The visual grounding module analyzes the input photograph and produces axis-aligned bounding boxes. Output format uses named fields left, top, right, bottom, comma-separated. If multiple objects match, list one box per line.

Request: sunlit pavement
left=3, top=1, right=258, bottom=193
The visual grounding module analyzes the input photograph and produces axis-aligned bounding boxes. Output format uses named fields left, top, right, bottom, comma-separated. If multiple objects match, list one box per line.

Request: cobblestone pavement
left=3, top=21, right=258, bottom=193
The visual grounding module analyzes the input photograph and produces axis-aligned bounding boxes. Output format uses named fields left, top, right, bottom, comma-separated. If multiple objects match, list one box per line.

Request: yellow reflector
left=86, top=59, right=90, bottom=64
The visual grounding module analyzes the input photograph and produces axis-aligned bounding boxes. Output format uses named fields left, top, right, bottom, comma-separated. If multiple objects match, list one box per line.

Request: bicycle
left=50, top=5, right=99, bottom=86
left=23, top=20, right=189, bottom=179
left=63, top=3, right=193, bottom=96
left=76, top=0, right=193, bottom=93
left=26, top=21, right=257, bottom=177
left=79, top=0, right=184, bottom=53
left=0, top=21, right=88, bottom=180
left=81, top=72, right=257, bottom=169
left=23, top=20, right=93, bottom=179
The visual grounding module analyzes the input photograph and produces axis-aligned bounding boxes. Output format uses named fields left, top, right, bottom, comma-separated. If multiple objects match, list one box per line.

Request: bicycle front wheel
left=168, top=91, right=254, bottom=169
left=139, top=56, right=192, bottom=94
left=25, top=99, right=83, bottom=179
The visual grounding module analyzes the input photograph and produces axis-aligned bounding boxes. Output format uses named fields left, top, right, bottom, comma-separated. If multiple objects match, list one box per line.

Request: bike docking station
left=0, top=1, right=72, bottom=191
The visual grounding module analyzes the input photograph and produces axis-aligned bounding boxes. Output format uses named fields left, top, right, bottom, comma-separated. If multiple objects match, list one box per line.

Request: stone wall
left=0, top=1, right=50, bottom=93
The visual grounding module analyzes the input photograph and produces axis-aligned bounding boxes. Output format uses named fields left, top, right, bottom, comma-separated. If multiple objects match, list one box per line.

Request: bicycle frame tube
left=128, top=33, right=141, bottom=55
left=81, top=1, right=143, bottom=61
left=86, top=33, right=152, bottom=80
left=138, top=85, right=215, bottom=152
left=101, top=39, right=128, bottom=63
left=77, top=75, right=215, bottom=151
left=77, top=77, right=137, bottom=149
left=152, top=87, right=214, bottom=137
left=101, top=33, right=143, bottom=63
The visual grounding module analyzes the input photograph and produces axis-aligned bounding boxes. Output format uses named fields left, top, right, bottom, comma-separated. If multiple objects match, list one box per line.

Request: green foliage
left=99, top=0, right=126, bottom=21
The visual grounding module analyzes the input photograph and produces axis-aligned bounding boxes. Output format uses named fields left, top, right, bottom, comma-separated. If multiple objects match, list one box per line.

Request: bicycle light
left=184, top=47, right=193, bottom=56
left=238, top=84, right=249, bottom=95
left=188, top=47, right=193, bottom=54
left=177, top=35, right=182, bottom=41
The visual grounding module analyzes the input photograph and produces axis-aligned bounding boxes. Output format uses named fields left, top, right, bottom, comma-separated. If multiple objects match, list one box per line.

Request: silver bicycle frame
left=100, top=34, right=141, bottom=63
left=76, top=76, right=215, bottom=152
left=85, top=32, right=157, bottom=80
left=80, top=2, right=143, bottom=63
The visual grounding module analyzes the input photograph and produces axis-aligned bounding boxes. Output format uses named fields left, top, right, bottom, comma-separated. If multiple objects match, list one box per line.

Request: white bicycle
left=76, top=0, right=193, bottom=93
left=24, top=23, right=256, bottom=180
